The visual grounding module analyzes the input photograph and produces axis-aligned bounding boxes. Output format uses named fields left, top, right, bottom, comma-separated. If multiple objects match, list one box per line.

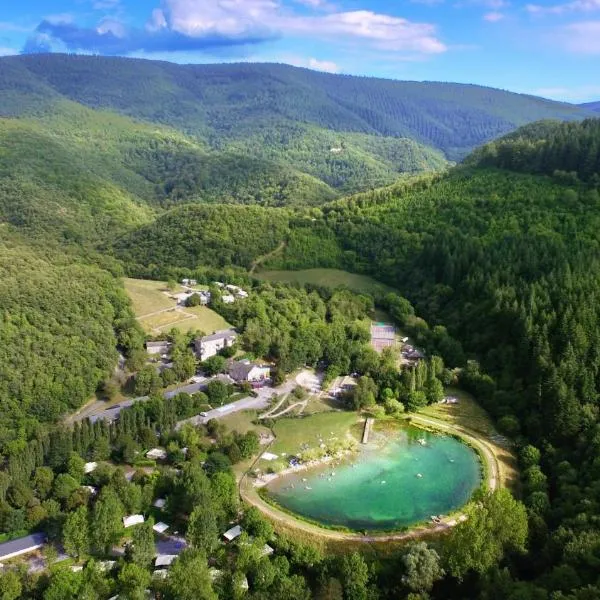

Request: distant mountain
left=0, top=54, right=593, bottom=163
left=580, top=101, right=600, bottom=113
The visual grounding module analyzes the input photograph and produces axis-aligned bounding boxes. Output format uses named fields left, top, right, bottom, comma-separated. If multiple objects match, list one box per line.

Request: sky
left=2, top=0, right=600, bottom=102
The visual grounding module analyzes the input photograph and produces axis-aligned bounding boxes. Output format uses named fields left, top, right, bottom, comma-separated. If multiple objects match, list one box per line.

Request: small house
left=155, top=554, right=177, bottom=568
left=147, top=341, right=172, bottom=356
left=195, top=329, right=237, bottom=360
left=123, top=515, right=145, bottom=528
left=0, top=533, right=45, bottom=562
left=181, top=278, right=190, bottom=286
left=153, top=522, right=170, bottom=534
left=146, top=448, right=167, bottom=461
left=261, top=544, right=274, bottom=557
left=84, top=461, right=98, bottom=474
left=223, top=525, right=242, bottom=542
left=222, top=294, right=235, bottom=304
left=153, top=498, right=167, bottom=509
left=229, top=360, right=270, bottom=384
left=189, top=279, right=197, bottom=286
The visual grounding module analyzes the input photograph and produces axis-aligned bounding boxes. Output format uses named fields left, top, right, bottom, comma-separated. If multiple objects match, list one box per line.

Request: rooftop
left=200, top=329, right=237, bottom=343
left=0, top=533, right=45, bottom=560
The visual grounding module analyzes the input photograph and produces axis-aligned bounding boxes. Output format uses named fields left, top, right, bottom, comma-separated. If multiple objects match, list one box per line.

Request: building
left=0, top=533, right=45, bottom=562
left=223, top=525, right=242, bottom=542
left=146, top=448, right=167, bottom=461
left=153, top=522, right=170, bottom=534
left=84, top=461, right=98, bottom=474
left=123, top=515, right=145, bottom=528
left=195, top=329, right=237, bottom=360
left=222, top=294, right=235, bottom=304
left=229, top=360, right=270, bottom=383
left=146, top=341, right=172, bottom=356
left=155, top=554, right=177, bottom=568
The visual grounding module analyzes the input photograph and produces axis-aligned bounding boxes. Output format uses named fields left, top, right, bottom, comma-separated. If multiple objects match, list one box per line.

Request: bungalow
left=123, top=515, right=145, bottom=528
left=84, top=461, right=98, bottom=474
left=0, top=533, right=45, bottom=562
left=146, top=341, right=172, bottom=356
left=223, top=525, right=242, bottom=542
left=222, top=294, right=236, bottom=304
left=229, top=360, right=270, bottom=384
left=194, top=329, right=237, bottom=360
left=146, top=448, right=167, bottom=461
left=153, top=522, right=170, bottom=535
left=153, top=498, right=167, bottom=509
left=155, top=554, right=177, bottom=568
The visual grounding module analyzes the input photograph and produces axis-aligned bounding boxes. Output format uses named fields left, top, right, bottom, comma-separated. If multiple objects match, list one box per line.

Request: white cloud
left=44, top=14, right=75, bottom=25
left=557, top=20, right=600, bottom=53
left=533, top=84, right=600, bottom=102
left=308, top=57, right=339, bottom=72
left=483, top=11, right=505, bottom=20
left=526, top=0, right=600, bottom=14
left=0, top=47, right=17, bottom=56
left=93, top=0, right=121, bottom=9
left=149, top=0, right=447, bottom=55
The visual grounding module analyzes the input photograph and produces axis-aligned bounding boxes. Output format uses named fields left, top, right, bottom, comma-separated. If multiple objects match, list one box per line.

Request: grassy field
left=255, top=269, right=397, bottom=296
left=124, top=278, right=175, bottom=316
left=270, top=411, right=360, bottom=457
left=123, top=277, right=230, bottom=335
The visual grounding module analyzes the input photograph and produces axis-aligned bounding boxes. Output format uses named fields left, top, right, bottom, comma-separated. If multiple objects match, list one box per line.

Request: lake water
left=266, top=424, right=481, bottom=531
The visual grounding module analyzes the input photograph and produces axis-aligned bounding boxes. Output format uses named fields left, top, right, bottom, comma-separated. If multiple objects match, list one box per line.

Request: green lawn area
left=220, top=410, right=272, bottom=436
left=270, top=411, right=360, bottom=457
left=123, top=277, right=230, bottom=335
left=123, top=278, right=174, bottom=316
left=255, top=269, right=397, bottom=296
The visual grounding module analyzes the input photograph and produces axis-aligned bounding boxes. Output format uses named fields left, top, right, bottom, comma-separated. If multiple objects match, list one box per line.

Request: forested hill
left=466, top=118, right=600, bottom=182
left=580, top=101, right=600, bottom=112
left=1, top=54, right=592, bottom=163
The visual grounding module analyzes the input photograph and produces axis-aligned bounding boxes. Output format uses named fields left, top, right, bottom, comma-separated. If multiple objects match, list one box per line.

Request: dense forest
left=108, top=118, right=600, bottom=598
left=2, top=53, right=600, bottom=599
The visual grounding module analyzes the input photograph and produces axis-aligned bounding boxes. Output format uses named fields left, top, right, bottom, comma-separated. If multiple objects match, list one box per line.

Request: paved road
left=76, top=379, right=211, bottom=424
left=77, top=370, right=305, bottom=426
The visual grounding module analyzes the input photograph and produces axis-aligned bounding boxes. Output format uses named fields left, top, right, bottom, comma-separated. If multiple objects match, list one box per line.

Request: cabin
left=155, top=554, right=177, bottom=568
left=146, top=448, right=167, bottom=461
left=229, top=360, right=271, bottom=384
left=153, top=522, right=170, bottom=534
left=194, top=329, right=237, bottom=360
left=0, top=533, right=45, bottom=562
left=146, top=341, right=172, bottom=356
left=84, top=461, right=98, bottom=474
left=123, top=515, right=145, bottom=528
left=223, top=525, right=242, bottom=542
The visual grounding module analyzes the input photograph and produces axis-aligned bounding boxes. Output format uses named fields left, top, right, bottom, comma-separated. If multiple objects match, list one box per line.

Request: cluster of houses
left=171, top=281, right=249, bottom=307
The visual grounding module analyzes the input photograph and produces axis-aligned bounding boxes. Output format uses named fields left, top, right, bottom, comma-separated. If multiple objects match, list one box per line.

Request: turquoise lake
left=266, top=425, right=481, bottom=531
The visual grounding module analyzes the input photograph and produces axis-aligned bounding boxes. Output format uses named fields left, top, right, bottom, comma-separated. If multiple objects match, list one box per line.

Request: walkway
left=362, top=418, right=374, bottom=444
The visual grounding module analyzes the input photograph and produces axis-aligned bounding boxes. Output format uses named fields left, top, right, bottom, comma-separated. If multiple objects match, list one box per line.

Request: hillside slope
left=1, top=54, right=592, bottom=164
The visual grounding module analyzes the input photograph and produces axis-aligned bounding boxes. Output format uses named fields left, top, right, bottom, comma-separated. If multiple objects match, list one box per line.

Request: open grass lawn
left=420, top=387, right=495, bottom=436
left=256, top=269, right=397, bottom=296
left=124, top=278, right=174, bottom=316
left=124, top=277, right=230, bottom=335
left=181, top=306, right=231, bottom=334
left=270, top=411, right=360, bottom=457
left=220, top=410, right=272, bottom=437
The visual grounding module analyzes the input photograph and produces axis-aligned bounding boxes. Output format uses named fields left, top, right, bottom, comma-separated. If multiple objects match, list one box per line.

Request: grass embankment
left=255, top=269, right=397, bottom=297
left=123, top=277, right=230, bottom=335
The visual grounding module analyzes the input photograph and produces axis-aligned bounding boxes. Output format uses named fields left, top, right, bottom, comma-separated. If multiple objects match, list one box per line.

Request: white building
left=195, top=329, right=237, bottom=360
left=229, top=360, right=270, bottom=383
left=146, top=341, right=172, bottom=356
left=123, top=515, right=145, bottom=528
left=223, top=525, right=242, bottom=542
left=146, top=448, right=167, bottom=460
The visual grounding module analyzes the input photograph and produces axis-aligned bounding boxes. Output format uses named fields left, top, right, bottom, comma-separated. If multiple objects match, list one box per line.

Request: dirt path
left=249, top=241, right=286, bottom=275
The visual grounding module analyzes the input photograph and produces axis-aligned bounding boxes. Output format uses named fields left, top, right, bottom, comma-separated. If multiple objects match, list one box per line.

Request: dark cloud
left=22, top=19, right=276, bottom=56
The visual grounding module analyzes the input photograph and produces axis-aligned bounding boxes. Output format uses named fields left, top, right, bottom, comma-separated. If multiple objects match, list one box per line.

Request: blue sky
left=2, top=0, right=600, bottom=102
